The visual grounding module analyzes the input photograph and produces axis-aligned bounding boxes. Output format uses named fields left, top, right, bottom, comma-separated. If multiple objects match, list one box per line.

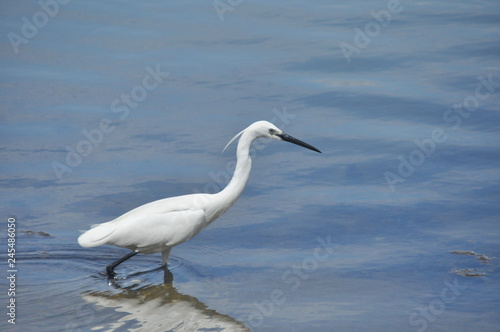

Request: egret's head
left=249, top=120, right=283, bottom=139
left=223, top=120, right=321, bottom=153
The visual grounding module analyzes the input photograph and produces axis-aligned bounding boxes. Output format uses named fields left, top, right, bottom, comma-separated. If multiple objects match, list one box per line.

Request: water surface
left=1, top=0, right=499, bottom=331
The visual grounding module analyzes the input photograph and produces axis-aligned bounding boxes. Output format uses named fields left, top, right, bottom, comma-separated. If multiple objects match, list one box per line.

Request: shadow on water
left=14, top=232, right=250, bottom=332
left=82, top=267, right=250, bottom=332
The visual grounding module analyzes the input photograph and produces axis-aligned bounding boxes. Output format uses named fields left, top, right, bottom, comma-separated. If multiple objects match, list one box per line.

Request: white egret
left=78, top=121, right=321, bottom=278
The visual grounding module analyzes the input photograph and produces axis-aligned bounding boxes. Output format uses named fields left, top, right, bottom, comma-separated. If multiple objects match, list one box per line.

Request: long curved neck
left=214, top=131, right=254, bottom=208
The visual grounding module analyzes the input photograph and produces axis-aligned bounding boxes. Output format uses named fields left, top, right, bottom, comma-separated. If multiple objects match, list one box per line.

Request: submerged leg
left=162, top=266, right=174, bottom=284
left=161, top=247, right=172, bottom=267
left=106, top=251, right=138, bottom=279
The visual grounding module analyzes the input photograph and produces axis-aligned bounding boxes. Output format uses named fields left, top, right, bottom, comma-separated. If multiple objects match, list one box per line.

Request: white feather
left=222, top=128, right=245, bottom=153
left=77, top=120, right=321, bottom=272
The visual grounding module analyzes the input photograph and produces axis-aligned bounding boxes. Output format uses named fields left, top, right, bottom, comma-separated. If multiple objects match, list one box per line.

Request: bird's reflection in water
left=110, top=266, right=175, bottom=285
left=83, top=267, right=250, bottom=332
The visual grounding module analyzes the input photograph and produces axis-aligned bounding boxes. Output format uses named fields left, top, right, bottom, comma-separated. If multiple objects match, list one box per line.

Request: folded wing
left=78, top=209, right=206, bottom=253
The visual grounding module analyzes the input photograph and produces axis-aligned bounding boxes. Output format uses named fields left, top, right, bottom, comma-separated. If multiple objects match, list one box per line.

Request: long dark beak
left=277, top=133, right=322, bottom=153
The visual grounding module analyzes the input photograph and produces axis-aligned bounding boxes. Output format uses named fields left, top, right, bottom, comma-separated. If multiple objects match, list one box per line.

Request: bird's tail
left=77, top=222, right=118, bottom=247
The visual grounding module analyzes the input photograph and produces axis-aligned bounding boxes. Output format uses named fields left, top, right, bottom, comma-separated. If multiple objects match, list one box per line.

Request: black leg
left=162, top=266, right=174, bottom=284
left=106, top=251, right=138, bottom=279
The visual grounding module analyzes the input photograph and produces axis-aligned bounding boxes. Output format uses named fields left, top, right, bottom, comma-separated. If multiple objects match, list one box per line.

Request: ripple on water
left=17, top=238, right=246, bottom=332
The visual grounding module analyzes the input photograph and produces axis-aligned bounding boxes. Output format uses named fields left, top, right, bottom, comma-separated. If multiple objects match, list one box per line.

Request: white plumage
left=78, top=120, right=321, bottom=277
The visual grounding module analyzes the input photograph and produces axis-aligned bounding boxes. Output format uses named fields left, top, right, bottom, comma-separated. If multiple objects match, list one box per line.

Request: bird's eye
left=269, top=129, right=276, bottom=135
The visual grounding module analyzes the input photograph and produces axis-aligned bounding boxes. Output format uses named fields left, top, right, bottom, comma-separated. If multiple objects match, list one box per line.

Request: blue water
left=1, top=0, right=499, bottom=331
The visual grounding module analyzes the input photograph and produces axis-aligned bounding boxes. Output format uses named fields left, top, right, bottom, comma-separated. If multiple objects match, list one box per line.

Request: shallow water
left=1, top=0, right=499, bottom=331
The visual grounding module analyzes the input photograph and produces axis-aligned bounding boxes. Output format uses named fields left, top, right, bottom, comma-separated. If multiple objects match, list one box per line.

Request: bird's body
left=78, top=191, right=239, bottom=264
left=78, top=121, right=320, bottom=278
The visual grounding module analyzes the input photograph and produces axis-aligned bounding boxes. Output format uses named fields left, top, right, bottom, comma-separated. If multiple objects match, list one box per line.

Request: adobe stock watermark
left=409, top=277, right=468, bottom=332
left=51, top=64, right=169, bottom=180
left=212, top=0, right=244, bottom=22
left=384, top=73, right=500, bottom=192
left=339, top=0, right=407, bottom=63
left=240, top=235, right=334, bottom=329
left=7, top=0, right=71, bottom=54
